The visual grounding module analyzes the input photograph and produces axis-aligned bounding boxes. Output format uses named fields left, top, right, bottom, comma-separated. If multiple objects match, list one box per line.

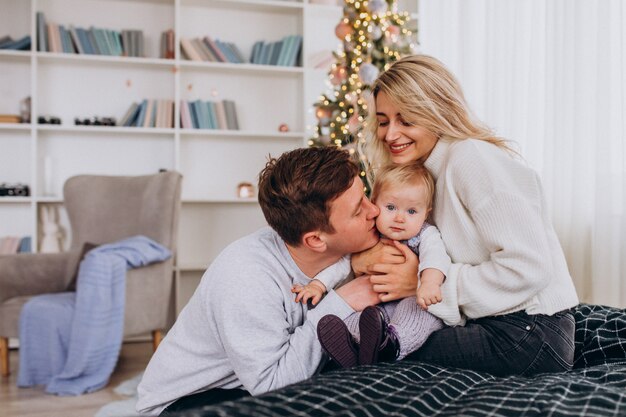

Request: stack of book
left=180, top=36, right=246, bottom=63
left=37, top=12, right=145, bottom=57
left=118, top=100, right=175, bottom=128
left=250, top=35, right=302, bottom=67
left=180, top=100, right=239, bottom=130
left=0, top=35, right=31, bottom=51
left=0, top=236, right=31, bottom=254
left=0, top=114, right=22, bottom=124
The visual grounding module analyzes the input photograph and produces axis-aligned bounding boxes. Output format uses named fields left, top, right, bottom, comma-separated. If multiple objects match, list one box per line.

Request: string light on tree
left=309, top=0, right=416, bottom=189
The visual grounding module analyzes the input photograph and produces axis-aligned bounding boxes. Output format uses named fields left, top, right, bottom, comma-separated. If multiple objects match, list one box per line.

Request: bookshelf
left=0, top=0, right=418, bottom=317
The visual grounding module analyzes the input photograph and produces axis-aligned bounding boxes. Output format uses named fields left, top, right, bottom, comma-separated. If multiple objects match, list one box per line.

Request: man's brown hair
left=258, top=147, right=359, bottom=246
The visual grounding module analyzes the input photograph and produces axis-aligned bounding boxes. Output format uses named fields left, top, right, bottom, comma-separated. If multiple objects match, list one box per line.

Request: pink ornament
left=387, top=25, right=401, bottom=36
left=330, top=66, right=348, bottom=86
left=315, top=107, right=333, bottom=121
left=335, top=22, right=352, bottom=40
left=278, top=123, right=289, bottom=132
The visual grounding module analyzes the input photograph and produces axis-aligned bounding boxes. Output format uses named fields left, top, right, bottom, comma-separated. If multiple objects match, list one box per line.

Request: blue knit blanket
left=17, top=236, right=171, bottom=395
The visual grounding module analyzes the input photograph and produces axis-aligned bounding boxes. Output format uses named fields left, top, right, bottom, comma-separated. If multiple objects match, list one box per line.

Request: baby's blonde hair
left=359, top=54, right=514, bottom=186
left=371, top=161, right=435, bottom=211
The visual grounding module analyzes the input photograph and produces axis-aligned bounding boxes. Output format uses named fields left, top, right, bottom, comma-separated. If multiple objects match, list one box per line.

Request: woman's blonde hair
left=359, top=54, right=514, bottom=186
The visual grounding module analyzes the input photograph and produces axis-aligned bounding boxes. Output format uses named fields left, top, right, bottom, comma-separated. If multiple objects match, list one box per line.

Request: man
left=137, top=147, right=381, bottom=415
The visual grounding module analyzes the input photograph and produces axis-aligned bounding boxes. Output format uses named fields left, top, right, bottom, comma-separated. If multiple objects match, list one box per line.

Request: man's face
left=323, top=177, right=380, bottom=256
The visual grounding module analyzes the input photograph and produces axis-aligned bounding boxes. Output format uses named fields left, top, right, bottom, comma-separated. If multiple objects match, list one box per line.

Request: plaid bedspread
left=181, top=304, right=626, bottom=417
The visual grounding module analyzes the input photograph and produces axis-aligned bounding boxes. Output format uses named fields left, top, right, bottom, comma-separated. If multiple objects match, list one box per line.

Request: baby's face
left=374, top=183, right=430, bottom=241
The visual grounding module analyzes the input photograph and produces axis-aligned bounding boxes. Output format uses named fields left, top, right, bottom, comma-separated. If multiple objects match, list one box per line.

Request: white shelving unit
left=0, top=0, right=417, bottom=315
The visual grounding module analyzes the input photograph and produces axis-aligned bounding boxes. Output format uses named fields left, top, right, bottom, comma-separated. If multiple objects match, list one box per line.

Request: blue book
left=290, top=35, right=303, bottom=67
left=251, top=40, right=264, bottom=64
left=277, top=36, right=293, bottom=66
left=269, top=40, right=282, bottom=65
left=18, top=236, right=31, bottom=253
left=199, top=101, right=211, bottom=129
left=69, top=26, right=84, bottom=54
left=188, top=101, right=200, bottom=129
left=207, top=101, right=218, bottom=129
left=58, top=26, right=71, bottom=53
left=191, top=100, right=205, bottom=129
left=87, top=28, right=101, bottom=54
left=77, top=28, right=95, bottom=54
left=135, top=99, right=149, bottom=127
left=36, top=12, right=48, bottom=52
left=215, top=39, right=235, bottom=63
left=1, top=35, right=31, bottom=51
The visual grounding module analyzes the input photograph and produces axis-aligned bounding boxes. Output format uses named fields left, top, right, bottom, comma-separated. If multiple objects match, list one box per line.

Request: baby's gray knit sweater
left=136, top=227, right=354, bottom=414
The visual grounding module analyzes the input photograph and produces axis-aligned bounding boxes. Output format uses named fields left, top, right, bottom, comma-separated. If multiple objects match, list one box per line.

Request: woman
left=352, top=55, right=579, bottom=376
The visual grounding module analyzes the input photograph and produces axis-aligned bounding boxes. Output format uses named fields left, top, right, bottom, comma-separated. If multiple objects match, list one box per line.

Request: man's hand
left=335, top=275, right=380, bottom=311
left=350, top=239, right=404, bottom=276
left=368, top=240, right=419, bottom=302
left=292, top=280, right=326, bottom=306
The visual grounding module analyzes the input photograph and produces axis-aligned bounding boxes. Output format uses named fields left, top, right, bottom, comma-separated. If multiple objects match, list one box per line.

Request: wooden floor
left=0, top=341, right=153, bottom=417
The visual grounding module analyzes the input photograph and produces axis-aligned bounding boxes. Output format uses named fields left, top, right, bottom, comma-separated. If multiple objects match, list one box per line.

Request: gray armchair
left=0, top=171, right=182, bottom=376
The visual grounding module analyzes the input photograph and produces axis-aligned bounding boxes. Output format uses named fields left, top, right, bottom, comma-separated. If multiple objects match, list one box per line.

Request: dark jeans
left=406, top=309, right=575, bottom=376
left=160, top=388, right=250, bottom=415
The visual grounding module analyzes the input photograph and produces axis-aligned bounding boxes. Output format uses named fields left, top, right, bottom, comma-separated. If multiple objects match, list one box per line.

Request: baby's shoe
left=358, top=306, right=400, bottom=365
left=317, top=315, right=359, bottom=368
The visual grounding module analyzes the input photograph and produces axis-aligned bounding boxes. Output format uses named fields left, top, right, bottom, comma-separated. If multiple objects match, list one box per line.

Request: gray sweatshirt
left=136, top=227, right=355, bottom=414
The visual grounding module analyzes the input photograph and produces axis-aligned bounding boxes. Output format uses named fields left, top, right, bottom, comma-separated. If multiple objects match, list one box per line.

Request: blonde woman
left=351, top=55, right=579, bottom=376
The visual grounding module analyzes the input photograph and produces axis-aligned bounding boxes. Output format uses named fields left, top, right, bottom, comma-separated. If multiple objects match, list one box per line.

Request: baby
left=293, top=161, right=450, bottom=365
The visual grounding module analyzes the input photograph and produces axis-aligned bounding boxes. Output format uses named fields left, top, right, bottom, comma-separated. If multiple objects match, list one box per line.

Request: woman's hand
left=351, top=238, right=405, bottom=276
left=368, top=240, right=419, bottom=302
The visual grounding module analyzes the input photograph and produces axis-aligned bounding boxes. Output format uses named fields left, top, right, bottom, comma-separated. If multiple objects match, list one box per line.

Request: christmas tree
left=309, top=0, right=417, bottom=186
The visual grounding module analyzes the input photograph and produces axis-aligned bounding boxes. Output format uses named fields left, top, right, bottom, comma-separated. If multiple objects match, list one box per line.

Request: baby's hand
left=291, top=282, right=326, bottom=306
left=416, top=281, right=442, bottom=310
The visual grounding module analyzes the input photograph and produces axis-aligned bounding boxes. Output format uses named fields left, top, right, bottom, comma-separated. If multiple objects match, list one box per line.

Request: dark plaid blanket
left=181, top=304, right=626, bottom=417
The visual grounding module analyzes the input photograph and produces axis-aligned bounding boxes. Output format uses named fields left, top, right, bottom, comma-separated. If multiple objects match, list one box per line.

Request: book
left=143, top=99, right=155, bottom=128
left=223, top=100, right=239, bottom=130
left=69, top=26, right=84, bottom=54
left=269, top=40, right=283, bottom=65
left=215, top=39, right=238, bottom=63
left=228, top=43, right=247, bottom=63
left=36, top=12, right=48, bottom=52
left=214, top=100, right=228, bottom=130
left=118, top=102, right=139, bottom=126
left=207, top=101, right=218, bottom=129
left=0, top=115, right=21, bottom=123
left=77, top=27, right=95, bottom=55
left=180, top=38, right=203, bottom=61
left=136, top=30, right=144, bottom=57
left=189, top=100, right=200, bottom=128
left=135, top=99, right=149, bottom=127
left=277, top=35, right=293, bottom=66
left=250, top=41, right=263, bottom=64
left=47, top=23, right=59, bottom=53
left=180, top=100, right=192, bottom=129
left=18, top=236, right=32, bottom=253
left=203, top=36, right=227, bottom=62
left=87, top=28, right=101, bottom=54
left=0, top=35, right=31, bottom=51
left=192, top=38, right=216, bottom=62
left=0, top=36, right=12, bottom=48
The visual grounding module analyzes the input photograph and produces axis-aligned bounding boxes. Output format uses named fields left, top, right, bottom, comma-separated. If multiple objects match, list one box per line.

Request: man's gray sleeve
left=210, top=264, right=354, bottom=396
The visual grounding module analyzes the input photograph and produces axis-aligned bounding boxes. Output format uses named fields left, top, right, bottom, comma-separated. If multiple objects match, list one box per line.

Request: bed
left=179, top=304, right=626, bottom=416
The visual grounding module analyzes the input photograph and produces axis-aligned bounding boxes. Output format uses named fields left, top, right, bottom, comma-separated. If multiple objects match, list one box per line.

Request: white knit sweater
left=424, top=138, right=579, bottom=326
